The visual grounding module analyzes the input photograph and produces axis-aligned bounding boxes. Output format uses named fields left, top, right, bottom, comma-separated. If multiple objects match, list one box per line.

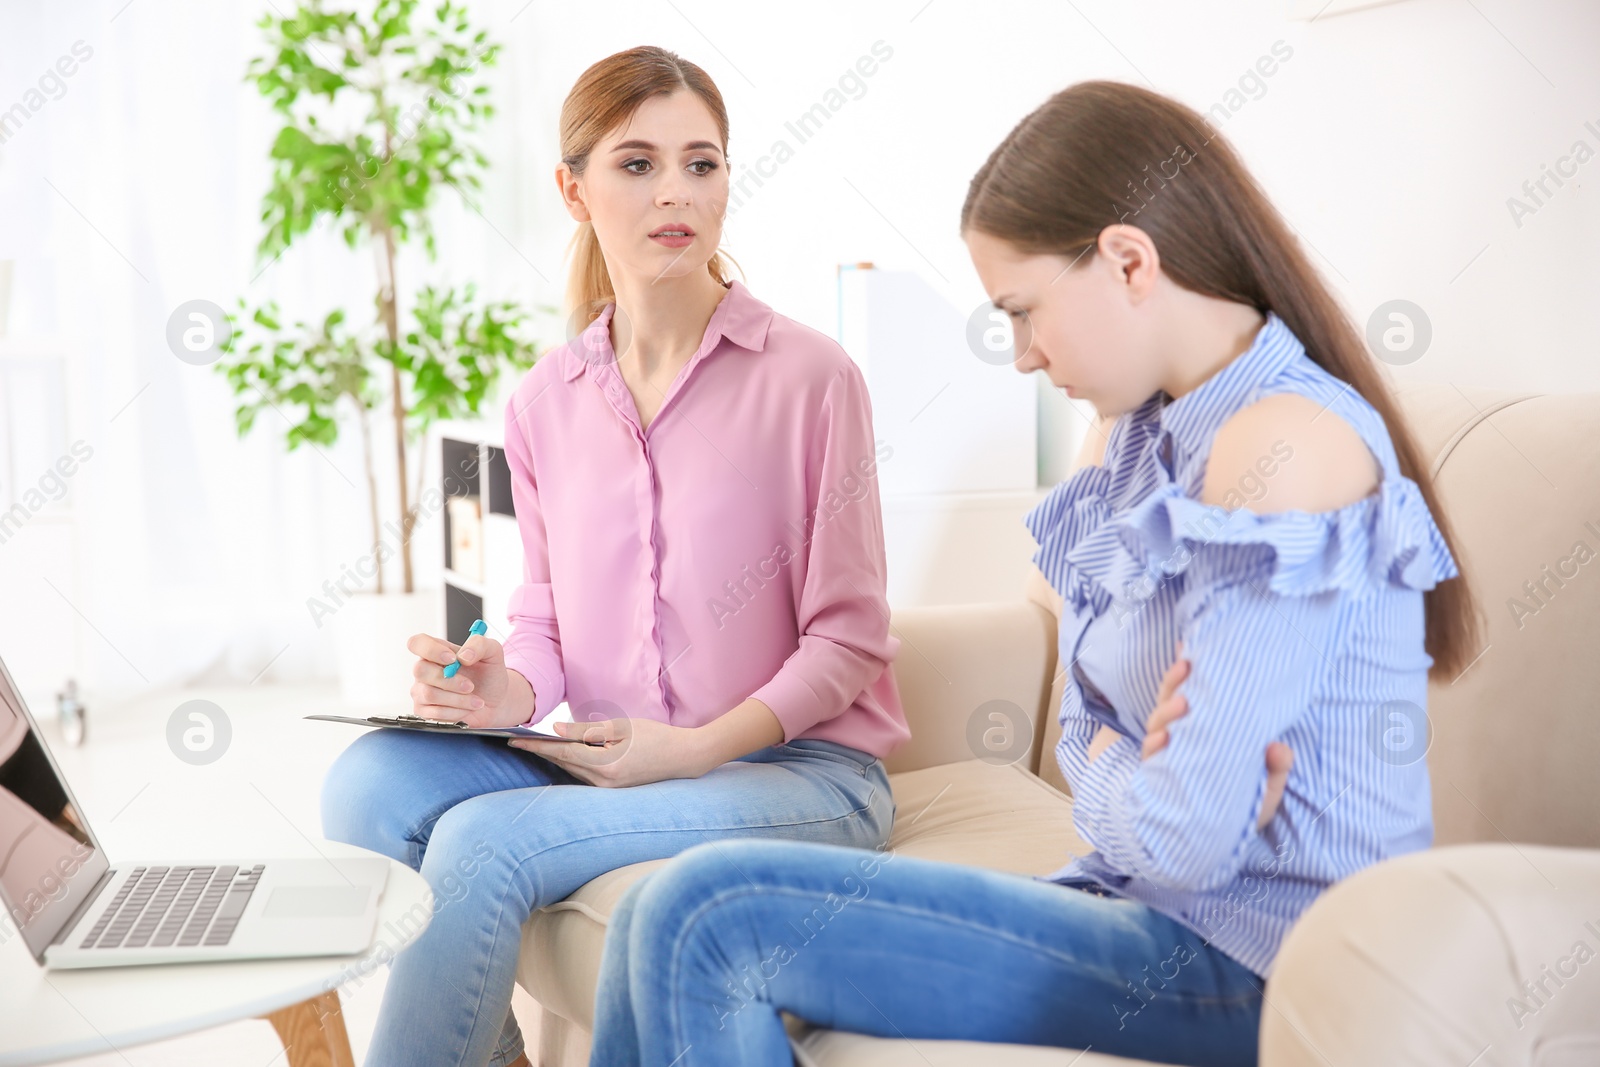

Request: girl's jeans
left=319, top=728, right=892, bottom=1067
left=591, top=839, right=1266, bottom=1067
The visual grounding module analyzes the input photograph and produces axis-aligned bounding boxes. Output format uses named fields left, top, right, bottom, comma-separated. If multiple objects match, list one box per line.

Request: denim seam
left=488, top=1003, right=525, bottom=1067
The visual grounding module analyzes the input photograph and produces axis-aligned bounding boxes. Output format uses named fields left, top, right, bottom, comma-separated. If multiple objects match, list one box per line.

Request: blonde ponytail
left=565, top=221, right=614, bottom=326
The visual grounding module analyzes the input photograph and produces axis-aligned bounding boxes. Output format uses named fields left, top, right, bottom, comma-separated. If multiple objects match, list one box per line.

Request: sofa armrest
left=883, top=600, right=1056, bottom=776
left=1262, top=842, right=1600, bottom=1066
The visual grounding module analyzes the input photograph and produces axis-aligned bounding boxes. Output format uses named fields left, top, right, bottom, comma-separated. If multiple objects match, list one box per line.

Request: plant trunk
left=356, top=400, right=384, bottom=595
left=377, top=222, right=415, bottom=595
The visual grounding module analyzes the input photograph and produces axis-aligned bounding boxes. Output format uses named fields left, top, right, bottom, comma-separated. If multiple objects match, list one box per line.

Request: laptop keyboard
left=78, top=865, right=266, bottom=949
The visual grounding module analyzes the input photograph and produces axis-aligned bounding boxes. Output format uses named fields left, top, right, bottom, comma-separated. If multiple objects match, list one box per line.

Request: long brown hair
left=961, top=80, right=1479, bottom=679
left=558, top=46, right=743, bottom=324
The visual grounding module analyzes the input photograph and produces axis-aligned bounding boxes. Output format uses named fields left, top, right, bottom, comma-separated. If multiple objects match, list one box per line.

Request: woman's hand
left=509, top=717, right=713, bottom=787
left=1141, top=642, right=1294, bottom=832
left=406, top=631, right=529, bottom=729
left=511, top=698, right=784, bottom=788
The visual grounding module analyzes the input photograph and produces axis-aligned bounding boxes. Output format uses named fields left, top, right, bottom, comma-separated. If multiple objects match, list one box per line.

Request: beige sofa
left=516, top=382, right=1600, bottom=1066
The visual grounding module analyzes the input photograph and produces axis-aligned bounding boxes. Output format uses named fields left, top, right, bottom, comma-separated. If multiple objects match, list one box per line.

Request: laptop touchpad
left=263, top=885, right=371, bottom=918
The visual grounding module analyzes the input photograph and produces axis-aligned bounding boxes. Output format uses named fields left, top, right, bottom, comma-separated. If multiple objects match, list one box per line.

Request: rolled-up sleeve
left=501, top=393, right=566, bottom=726
left=749, top=361, right=899, bottom=742
left=1079, top=559, right=1339, bottom=892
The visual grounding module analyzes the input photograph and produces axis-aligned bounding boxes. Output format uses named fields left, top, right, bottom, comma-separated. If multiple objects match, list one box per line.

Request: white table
left=0, top=843, right=431, bottom=1067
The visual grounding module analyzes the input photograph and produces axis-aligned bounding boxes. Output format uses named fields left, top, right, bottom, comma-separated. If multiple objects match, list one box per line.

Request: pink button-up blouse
left=499, top=279, right=910, bottom=760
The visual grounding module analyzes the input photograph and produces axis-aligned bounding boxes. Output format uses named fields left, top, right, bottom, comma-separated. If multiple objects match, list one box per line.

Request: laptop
left=0, top=656, right=391, bottom=970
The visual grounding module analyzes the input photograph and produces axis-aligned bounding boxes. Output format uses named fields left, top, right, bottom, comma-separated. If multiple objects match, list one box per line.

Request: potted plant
left=220, top=0, right=545, bottom=704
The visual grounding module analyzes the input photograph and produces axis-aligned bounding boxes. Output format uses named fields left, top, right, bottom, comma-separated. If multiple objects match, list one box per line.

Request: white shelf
left=442, top=567, right=484, bottom=597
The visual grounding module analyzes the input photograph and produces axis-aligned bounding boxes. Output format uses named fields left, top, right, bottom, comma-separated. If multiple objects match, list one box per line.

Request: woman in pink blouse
left=320, top=45, right=908, bottom=1067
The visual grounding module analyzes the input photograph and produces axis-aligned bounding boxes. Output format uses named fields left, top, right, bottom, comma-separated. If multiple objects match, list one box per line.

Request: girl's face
left=559, top=90, right=729, bottom=285
left=964, top=226, right=1163, bottom=417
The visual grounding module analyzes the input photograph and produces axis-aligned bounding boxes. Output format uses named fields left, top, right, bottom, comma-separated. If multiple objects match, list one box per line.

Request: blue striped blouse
left=1026, top=311, right=1459, bottom=979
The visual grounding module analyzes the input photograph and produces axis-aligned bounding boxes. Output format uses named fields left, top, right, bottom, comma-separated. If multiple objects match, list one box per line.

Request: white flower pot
left=332, top=591, right=439, bottom=709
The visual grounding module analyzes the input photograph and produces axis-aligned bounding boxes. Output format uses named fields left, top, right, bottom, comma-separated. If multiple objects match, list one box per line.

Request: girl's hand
left=406, top=631, right=522, bottom=729
left=1259, top=741, right=1294, bottom=831
left=510, top=717, right=712, bottom=788
left=1140, top=647, right=1191, bottom=759
left=1141, top=641, right=1294, bottom=831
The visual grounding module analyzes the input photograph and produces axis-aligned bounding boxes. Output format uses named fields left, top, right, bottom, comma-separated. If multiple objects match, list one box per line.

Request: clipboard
left=303, top=713, right=592, bottom=743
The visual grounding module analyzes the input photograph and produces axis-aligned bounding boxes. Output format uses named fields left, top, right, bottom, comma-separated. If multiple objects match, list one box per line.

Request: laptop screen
left=0, top=659, right=108, bottom=961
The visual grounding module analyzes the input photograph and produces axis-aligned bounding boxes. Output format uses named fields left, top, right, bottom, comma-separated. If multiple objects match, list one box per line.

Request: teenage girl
left=587, top=79, right=1478, bottom=1067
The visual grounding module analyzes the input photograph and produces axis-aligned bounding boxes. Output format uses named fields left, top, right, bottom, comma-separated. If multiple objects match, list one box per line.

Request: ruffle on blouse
left=1028, top=467, right=1460, bottom=616
left=1024, top=464, right=1117, bottom=615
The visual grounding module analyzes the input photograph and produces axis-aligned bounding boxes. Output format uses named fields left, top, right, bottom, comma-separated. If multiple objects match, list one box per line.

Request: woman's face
left=559, top=90, right=729, bottom=286
left=964, top=226, right=1163, bottom=417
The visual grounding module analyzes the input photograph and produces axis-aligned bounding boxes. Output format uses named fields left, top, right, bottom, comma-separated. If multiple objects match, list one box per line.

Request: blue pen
left=443, top=619, right=487, bottom=679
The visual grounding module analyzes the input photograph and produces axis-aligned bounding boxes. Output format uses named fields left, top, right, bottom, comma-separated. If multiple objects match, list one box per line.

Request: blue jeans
left=319, top=728, right=892, bottom=1067
left=592, top=839, right=1265, bottom=1067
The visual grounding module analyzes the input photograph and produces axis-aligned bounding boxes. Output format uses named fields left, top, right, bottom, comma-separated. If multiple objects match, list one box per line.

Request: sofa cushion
left=516, top=759, right=1091, bottom=1032
left=879, top=599, right=1058, bottom=778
